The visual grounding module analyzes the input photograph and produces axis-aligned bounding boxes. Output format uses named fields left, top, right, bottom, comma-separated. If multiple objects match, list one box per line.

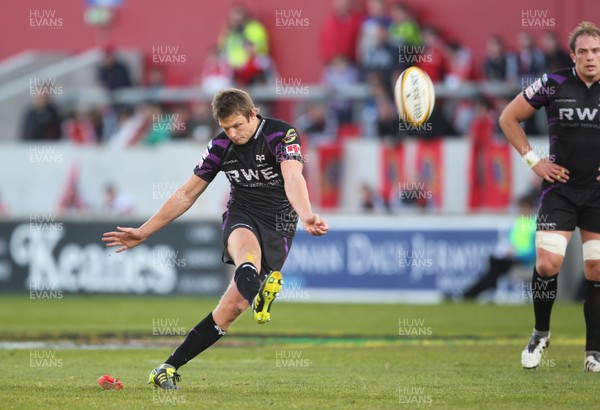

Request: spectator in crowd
left=319, top=0, right=364, bottom=64
left=516, top=31, right=545, bottom=80
left=187, top=101, right=216, bottom=144
left=233, top=40, right=275, bottom=87
left=102, top=183, right=134, bottom=216
left=461, top=194, right=537, bottom=300
left=359, top=23, right=400, bottom=85
left=357, top=0, right=391, bottom=64
left=362, top=73, right=397, bottom=139
left=97, top=46, right=132, bottom=91
left=444, top=41, right=476, bottom=88
left=417, top=25, right=447, bottom=83
left=169, top=103, right=193, bottom=140
left=218, top=4, right=269, bottom=71
left=388, top=2, right=422, bottom=47
left=21, top=93, right=62, bottom=141
left=63, top=107, right=100, bottom=144
left=483, top=34, right=518, bottom=83
left=359, top=183, right=386, bottom=213
left=200, top=46, right=234, bottom=94
left=143, top=102, right=171, bottom=146
left=540, top=32, right=572, bottom=72
left=295, top=101, right=338, bottom=146
left=321, top=54, right=360, bottom=124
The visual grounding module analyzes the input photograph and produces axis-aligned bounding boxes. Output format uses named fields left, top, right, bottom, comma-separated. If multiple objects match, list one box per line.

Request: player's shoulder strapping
left=523, top=68, right=572, bottom=106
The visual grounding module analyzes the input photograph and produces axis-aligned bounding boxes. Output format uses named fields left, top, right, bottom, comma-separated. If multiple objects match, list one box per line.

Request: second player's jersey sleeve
left=522, top=73, right=553, bottom=110
left=274, top=127, right=303, bottom=163
left=193, top=137, right=227, bottom=183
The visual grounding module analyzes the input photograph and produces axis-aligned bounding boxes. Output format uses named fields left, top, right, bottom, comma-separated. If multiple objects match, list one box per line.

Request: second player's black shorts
left=537, top=182, right=600, bottom=233
left=221, top=206, right=297, bottom=275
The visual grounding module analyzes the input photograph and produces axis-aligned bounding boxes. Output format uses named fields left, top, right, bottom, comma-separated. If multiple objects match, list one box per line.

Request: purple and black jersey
left=194, top=115, right=303, bottom=220
left=523, top=67, right=600, bottom=186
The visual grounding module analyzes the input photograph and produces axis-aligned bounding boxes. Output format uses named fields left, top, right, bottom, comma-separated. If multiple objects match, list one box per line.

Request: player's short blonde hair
left=212, top=88, right=259, bottom=121
left=569, top=21, right=600, bottom=52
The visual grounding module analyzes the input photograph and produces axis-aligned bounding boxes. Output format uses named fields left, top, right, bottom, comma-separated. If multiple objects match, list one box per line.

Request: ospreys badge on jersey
left=283, top=128, right=298, bottom=144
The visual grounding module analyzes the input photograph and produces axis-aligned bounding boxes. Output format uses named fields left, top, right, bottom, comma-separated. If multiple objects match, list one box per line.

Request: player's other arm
left=281, top=160, right=328, bottom=236
left=102, top=175, right=209, bottom=252
left=499, top=94, right=568, bottom=183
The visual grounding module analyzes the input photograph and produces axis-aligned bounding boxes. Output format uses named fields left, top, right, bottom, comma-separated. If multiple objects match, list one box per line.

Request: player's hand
left=302, top=214, right=328, bottom=236
left=102, top=226, right=146, bottom=253
left=532, top=159, right=569, bottom=184
left=597, top=167, right=600, bottom=182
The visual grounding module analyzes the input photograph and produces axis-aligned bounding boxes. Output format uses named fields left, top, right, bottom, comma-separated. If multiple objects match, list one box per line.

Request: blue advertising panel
left=283, top=228, right=499, bottom=295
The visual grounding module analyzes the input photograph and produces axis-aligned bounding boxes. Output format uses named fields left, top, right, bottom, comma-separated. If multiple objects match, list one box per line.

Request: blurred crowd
left=20, top=0, right=572, bottom=148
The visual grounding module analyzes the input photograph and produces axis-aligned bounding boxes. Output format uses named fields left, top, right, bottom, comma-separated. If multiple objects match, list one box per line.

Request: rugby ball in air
left=394, top=66, right=435, bottom=126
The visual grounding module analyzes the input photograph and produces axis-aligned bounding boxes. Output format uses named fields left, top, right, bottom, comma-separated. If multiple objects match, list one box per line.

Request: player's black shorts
left=537, top=182, right=600, bottom=233
left=221, top=206, right=297, bottom=275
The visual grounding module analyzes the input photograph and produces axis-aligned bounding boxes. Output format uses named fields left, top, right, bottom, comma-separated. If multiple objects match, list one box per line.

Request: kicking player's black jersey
left=194, top=115, right=303, bottom=219
left=524, top=67, right=600, bottom=187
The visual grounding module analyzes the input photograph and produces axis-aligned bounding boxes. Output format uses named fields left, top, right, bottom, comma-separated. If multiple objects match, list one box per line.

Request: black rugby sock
left=234, top=262, right=261, bottom=306
left=532, top=268, right=558, bottom=332
left=584, top=280, right=600, bottom=353
left=165, top=313, right=226, bottom=370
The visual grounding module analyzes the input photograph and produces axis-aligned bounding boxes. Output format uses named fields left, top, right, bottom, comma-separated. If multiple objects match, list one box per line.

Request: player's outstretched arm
left=102, top=175, right=209, bottom=252
left=499, top=94, right=569, bottom=183
left=281, top=160, right=328, bottom=236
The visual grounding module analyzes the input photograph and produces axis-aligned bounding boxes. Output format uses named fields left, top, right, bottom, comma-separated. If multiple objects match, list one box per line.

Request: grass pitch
left=0, top=295, right=596, bottom=409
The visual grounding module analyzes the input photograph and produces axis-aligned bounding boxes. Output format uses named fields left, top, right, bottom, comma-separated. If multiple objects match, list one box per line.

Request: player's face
left=218, top=111, right=258, bottom=145
left=571, top=34, right=600, bottom=83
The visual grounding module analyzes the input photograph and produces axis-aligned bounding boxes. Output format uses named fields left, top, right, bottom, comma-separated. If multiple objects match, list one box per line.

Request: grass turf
left=0, top=295, right=595, bottom=409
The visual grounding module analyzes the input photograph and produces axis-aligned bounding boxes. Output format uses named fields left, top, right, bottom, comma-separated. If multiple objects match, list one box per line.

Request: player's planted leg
left=522, top=267, right=557, bottom=369
left=253, top=270, right=283, bottom=324
left=148, top=312, right=227, bottom=389
left=584, top=279, right=600, bottom=372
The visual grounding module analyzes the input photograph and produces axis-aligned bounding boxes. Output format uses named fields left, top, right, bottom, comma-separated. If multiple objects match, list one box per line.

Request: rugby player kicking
left=103, top=88, right=328, bottom=389
left=500, top=22, right=600, bottom=371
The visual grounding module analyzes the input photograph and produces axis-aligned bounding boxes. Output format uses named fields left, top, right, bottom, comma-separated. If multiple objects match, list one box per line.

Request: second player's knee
left=536, top=257, right=561, bottom=276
